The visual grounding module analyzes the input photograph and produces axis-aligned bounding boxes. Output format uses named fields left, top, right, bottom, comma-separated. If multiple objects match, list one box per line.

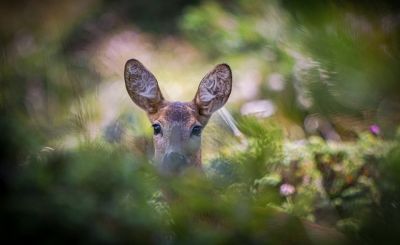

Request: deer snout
left=160, top=152, right=189, bottom=175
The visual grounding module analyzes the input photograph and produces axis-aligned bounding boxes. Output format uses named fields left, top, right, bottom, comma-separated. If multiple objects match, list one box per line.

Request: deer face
left=124, top=59, right=232, bottom=175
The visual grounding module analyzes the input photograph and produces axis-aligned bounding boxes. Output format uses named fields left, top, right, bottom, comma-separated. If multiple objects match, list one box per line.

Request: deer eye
left=152, top=124, right=162, bottom=135
left=191, top=125, right=202, bottom=136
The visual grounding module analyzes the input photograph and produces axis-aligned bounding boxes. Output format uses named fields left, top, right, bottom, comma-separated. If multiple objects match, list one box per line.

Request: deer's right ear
left=124, top=59, right=164, bottom=114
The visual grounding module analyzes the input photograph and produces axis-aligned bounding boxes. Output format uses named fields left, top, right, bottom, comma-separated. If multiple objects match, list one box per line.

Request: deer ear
left=124, top=59, right=164, bottom=114
left=194, top=64, right=232, bottom=116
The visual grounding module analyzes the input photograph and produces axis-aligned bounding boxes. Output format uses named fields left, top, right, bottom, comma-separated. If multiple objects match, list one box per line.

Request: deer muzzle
left=160, top=152, right=189, bottom=175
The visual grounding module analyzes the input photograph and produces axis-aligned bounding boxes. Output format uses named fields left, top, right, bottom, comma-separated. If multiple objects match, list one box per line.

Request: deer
left=124, top=59, right=348, bottom=244
left=124, top=59, right=232, bottom=175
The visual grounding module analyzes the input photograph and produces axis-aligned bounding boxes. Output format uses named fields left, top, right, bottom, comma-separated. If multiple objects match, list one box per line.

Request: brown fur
left=124, top=59, right=232, bottom=169
left=151, top=102, right=199, bottom=126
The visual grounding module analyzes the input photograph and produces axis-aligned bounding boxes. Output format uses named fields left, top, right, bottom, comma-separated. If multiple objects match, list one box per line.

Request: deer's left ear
left=194, top=64, right=232, bottom=116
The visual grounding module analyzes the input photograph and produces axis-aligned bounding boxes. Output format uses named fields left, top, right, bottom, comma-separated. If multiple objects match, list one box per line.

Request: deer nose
left=160, top=152, right=188, bottom=175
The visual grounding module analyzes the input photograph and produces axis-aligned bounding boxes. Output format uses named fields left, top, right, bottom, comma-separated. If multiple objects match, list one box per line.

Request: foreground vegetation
left=2, top=115, right=399, bottom=243
left=1, top=0, right=400, bottom=244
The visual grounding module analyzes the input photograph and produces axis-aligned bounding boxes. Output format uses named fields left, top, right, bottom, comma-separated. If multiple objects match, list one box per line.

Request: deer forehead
left=149, top=102, right=200, bottom=128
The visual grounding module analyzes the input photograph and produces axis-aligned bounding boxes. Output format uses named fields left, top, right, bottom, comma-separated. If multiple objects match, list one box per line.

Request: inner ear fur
left=124, top=59, right=164, bottom=114
left=194, top=64, right=232, bottom=117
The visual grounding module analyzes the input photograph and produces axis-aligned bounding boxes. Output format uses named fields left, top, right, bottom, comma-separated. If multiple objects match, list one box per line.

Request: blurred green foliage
left=1, top=0, right=400, bottom=244
left=1, top=114, right=397, bottom=243
left=181, top=0, right=400, bottom=137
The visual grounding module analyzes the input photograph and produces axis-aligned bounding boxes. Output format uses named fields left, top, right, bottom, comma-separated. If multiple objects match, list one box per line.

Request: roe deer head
left=124, top=59, right=232, bottom=175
